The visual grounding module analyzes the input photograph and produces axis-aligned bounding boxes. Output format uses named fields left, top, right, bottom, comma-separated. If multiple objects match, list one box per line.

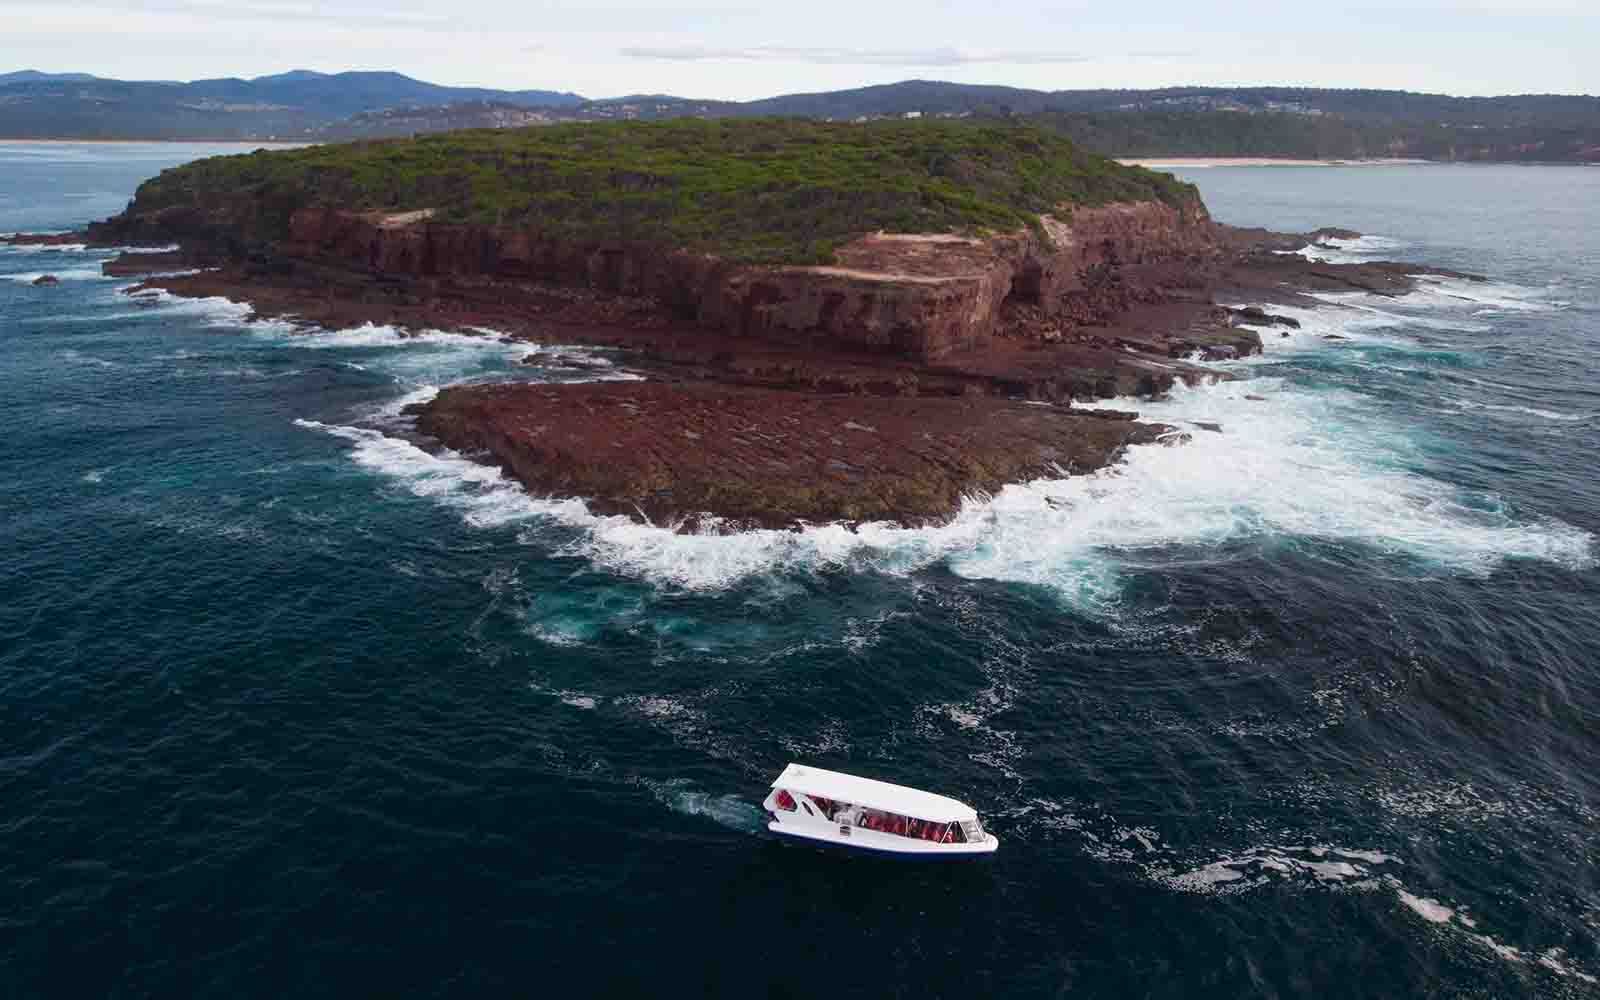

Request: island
left=22, top=119, right=1480, bottom=529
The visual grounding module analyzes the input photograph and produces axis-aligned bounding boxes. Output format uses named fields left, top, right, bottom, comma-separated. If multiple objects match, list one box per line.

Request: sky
left=2, top=0, right=1595, bottom=100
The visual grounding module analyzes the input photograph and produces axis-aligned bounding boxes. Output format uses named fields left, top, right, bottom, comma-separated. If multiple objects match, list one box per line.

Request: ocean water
left=3, top=147, right=1599, bottom=997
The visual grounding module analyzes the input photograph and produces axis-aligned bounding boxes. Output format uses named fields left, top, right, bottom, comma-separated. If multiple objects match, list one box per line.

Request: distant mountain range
left=3, top=71, right=1598, bottom=162
left=0, top=70, right=582, bottom=140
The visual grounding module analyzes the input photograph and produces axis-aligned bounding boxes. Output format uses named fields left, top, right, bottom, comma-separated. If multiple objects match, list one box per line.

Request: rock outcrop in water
left=37, top=122, right=1484, bottom=528
left=86, top=197, right=1239, bottom=526
left=412, top=382, right=1173, bottom=529
left=80, top=209, right=1465, bottom=528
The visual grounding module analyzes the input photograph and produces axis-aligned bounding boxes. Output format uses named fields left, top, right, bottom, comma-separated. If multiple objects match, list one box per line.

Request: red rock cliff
left=265, top=198, right=1216, bottom=362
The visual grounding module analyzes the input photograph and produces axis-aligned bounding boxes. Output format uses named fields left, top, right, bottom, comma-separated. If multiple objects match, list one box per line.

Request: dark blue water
left=4, top=147, right=1598, bottom=997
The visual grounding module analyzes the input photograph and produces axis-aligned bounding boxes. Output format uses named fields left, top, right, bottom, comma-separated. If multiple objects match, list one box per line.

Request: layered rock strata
left=93, top=198, right=1219, bottom=363
left=27, top=189, right=1481, bottom=529
left=413, top=382, right=1172, bottom=529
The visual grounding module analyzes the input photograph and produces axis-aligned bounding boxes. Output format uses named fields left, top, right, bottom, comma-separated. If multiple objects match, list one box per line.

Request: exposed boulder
left=1228, top=305, right=1301, bottom=329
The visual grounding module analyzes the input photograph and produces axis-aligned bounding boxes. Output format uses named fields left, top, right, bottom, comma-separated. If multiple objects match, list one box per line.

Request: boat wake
left=642, top=778, right=768, bottom=835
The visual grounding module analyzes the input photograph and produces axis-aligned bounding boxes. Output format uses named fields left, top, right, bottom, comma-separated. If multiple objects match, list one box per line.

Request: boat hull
left=767, top=820, right=999, bottom=860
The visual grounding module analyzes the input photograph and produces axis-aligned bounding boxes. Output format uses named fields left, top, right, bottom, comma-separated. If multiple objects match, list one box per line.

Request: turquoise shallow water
left=3, top=147, right=1599, bottom=997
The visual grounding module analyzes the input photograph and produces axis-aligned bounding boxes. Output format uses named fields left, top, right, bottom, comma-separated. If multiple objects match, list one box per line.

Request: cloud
left=619, top=45, right=1090, bottom=67
left=124, top=0, right=452, bottom=27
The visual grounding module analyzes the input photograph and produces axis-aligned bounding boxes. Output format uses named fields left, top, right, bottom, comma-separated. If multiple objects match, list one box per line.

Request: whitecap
left=0, top=242, right=88, bottom=254
left=1386, top=878, right=1598, bottom=982
left=60, top=349, right=122, bottom=369
left=1455, top=400, right=1586, bottom=423
left=1288, top=234, right=1410, bottom=265
left=3, top=267, right=108, bottom=283
left=1396, top=888, right=1455, bottom=923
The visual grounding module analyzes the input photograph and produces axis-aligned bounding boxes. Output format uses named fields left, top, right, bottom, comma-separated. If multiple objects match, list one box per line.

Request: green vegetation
left=125, top=118, right=1200, bottom=264
left=1029, top=111, right=1600, bottom=163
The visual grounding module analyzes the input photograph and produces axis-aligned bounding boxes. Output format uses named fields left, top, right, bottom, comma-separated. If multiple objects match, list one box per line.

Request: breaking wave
left=293, top=362, right=1593, bottom=606
left=1290, top=233, right=1410, bottom=264
left=0, top=242, right=178, bottom=255
left=1410, top=274, right=1565, bottom=313
left=155, top=255, right=1577, bottom=606
left=3, top=267, right=109, bottom=283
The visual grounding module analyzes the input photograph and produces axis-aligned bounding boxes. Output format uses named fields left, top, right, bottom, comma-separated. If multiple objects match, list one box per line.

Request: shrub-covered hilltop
left=121, top=118, right=1200, bottom=264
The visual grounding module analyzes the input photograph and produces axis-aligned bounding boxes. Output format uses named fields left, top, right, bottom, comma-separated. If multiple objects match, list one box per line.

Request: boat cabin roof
left=772, top=763, right=977, bottom=823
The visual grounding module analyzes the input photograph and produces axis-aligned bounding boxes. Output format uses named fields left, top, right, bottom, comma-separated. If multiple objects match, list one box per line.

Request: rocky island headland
left=14, top=119, right=1481, bottom=529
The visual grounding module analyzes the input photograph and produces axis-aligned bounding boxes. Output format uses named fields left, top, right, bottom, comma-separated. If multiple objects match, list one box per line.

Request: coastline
left=56, top=223, right=1474, bottom=531
left=1119, top=157, right=1431, bottom=168
left=0, top=137, right=310, bottom=147
left=6, top=116, right=1485, bottom=532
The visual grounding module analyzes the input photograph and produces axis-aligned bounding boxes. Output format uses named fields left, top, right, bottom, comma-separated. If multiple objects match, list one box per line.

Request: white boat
left=762, top=762, right=999, bottom=859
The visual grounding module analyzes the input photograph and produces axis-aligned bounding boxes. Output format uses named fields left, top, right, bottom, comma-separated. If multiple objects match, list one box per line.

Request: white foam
left=1155, top=844, right=1402, bottom=896
left=1409, top=274, right=1563, bottom=313
left=970, top=377, right=1594, bottom=590
left=137, top=289, right=256, bottom=323
left=294, top=420, right=531, bottom=525
left=1539, top=949, right=1600, bottom=985
left=129, top=290, right=638, bottom=398
left=60, top=349, right=122, bottom=369
left=644, top=779, right=767, bottom=834
left=373, top=384, right=442, bottom=420
left=280, top=282, right=1594, bottom=600
left=1139, top=837, right=1597, bottom=983
left=1388, top=881, right=1600, bottom=982
left=3, top=267, right=108, bottom=283
left=245, top=322, right=640, bottom=392
left=528, top=678, right=602, bottom=704
left=1456, top=400, right=1586, bottom=423
left=293, top=354, right=1594, bottom=600
left=0, top=242, right=178, bottom=255
left=260, top=322, right=511, bottom=351
left=1220, top=299, right=1412, bottom=357
left=1289, top=234, right=1409, bottom=265
left=1397, top=889, right=1456, bottom=923
left=1298, top=292, right=1494, bottom=335
left=0, top=242, right=88, bottom=254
